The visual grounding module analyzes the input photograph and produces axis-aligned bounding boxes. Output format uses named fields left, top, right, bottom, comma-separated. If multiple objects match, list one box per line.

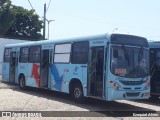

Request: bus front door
left=9, top=52, right=16, bottom=83
left=40, top=50, right=49, bottom=88
left=88, top=47, right=105, bottom=97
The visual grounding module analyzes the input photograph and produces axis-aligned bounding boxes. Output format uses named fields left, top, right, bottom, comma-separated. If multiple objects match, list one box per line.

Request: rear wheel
left=72, top=83, right=84, bottom=103
left=19, top=75, right=25, bottom=90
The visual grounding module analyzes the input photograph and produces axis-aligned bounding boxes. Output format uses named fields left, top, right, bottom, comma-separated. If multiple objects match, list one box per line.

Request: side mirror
left=113, top=49, right=118, bottom=58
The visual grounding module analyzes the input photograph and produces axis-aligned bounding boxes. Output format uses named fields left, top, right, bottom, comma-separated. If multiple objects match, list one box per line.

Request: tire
left=19, top=75, right=26, bottom=90
left=72, top=83, right=84, bottom=103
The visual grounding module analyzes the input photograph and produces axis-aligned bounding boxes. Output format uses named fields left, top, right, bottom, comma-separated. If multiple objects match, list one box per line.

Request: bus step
left=96, top=82, right=103, bottom=89
left=95, top=89, right=102, bottom=96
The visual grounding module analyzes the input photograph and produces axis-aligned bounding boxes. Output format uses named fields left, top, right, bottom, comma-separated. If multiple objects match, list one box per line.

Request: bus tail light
left=109, top=80, right=121, bottom=90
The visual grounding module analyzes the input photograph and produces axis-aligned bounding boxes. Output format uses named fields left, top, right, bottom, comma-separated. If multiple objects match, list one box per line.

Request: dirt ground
left=0, top=81, right=160, bottom=120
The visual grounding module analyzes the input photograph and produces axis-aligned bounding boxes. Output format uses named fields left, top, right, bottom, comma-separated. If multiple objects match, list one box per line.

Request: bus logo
left=73, top=66, right=79, bottom=75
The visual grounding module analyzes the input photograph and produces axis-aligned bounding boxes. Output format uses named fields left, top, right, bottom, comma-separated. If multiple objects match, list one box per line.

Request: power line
left=27, top=0, right=34, bottom=10
left=46, top=0, right=52, bottom=12
left=27, top=0, right=38, bottom=15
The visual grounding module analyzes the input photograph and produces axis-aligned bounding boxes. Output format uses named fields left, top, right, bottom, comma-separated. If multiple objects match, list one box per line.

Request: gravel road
left=0, top=81, right=160, bottom=120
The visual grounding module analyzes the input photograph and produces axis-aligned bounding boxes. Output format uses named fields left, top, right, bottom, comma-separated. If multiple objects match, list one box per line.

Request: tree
left=5, top=5, right=43, bottom=40
left=0, top=0, right=15, bottom=37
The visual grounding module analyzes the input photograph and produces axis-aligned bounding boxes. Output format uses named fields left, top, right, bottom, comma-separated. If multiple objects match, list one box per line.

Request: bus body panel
left=107, top=88, right=149, bottom=101
left=18, top=63, right=28, bottom=84
left=25, top=63, right=40, bottom=87
left=106, top=73, right=150, bottom=100
left=2, top=63, right=10, bottom=82
left=50, top=64, right=87, bottom=96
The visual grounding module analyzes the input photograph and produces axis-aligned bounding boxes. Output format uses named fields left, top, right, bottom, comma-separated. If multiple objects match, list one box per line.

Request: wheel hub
left=74, top=88, right=81, bottom=98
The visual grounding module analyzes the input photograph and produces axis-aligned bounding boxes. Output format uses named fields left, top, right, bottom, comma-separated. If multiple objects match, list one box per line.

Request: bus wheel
left=72, top=83, right=84, bottom=103
left=19, top=75, right=25, bottom=90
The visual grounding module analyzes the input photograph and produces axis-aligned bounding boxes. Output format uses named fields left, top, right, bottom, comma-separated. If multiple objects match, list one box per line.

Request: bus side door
left=88, top=46, right=105, bottom=97
left=40, top=49, right=50, bottom=88
left=9, top=52, right=16, bottom=83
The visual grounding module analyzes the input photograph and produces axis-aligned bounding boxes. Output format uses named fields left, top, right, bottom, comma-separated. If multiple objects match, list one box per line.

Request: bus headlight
left=143, top=78, right=150, bottom=90
left=144, top=77, right=150, bottom=84
left=144, top=85, right=150, bottom=90
left=109, top=80, right=122, bottom=90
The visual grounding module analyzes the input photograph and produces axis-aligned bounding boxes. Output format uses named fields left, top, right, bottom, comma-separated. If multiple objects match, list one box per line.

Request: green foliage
left=0, top=0, right=11, bottom=9
left=5, top=5, right=43, bottom=40
left=0, top=0, right=15, bottom=37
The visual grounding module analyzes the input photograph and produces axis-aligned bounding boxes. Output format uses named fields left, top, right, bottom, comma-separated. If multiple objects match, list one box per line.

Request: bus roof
left=148, top=41, right=160, bottom=48
left=4, top=33, right=147, bottom=48
left=4, top=33, right=109, bottom=48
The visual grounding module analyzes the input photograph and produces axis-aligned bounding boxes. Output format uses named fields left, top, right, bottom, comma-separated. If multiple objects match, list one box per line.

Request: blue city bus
left=148, top=41, right=160, bottom=99
left=2, top=33, right=150, bottom=102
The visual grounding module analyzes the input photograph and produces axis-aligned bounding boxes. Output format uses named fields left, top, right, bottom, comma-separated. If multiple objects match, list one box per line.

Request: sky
left=11, top=0, right=160, bottom=40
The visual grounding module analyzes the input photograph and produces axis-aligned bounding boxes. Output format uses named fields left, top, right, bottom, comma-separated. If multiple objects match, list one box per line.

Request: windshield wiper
left=138, top=47, right=144, bottom=64
left=122, top=45, right=129, bottom=65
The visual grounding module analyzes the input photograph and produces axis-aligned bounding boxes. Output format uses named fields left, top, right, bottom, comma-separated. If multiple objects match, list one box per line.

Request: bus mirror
left=113, top=49, right=118, bottom=58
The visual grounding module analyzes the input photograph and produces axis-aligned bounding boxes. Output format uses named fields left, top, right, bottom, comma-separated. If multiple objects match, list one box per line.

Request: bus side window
left=4, top=48, right=12, bottom=62
left=54, top=43, right=71, bottom=63
left=71, top=41, right=89, bottom=64
left=29, top=46, right=41, bottom=63
left=19, top=47, right=29, bottom=63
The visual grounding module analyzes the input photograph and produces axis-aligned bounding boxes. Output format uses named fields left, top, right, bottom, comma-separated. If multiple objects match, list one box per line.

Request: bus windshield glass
left=111, top=45, right=149, bottom=78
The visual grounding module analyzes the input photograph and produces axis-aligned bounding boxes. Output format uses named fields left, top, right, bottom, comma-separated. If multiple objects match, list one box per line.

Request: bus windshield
left=111, top=45, right=149, bottom=78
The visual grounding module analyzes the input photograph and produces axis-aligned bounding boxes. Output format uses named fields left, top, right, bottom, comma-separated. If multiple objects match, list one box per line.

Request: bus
left=148, top=41, right=160, bottom=99
left=2, top=33, right=150, bottom=102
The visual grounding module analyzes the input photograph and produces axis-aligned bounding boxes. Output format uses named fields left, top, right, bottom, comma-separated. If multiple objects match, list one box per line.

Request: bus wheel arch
left=69, top=78, right=84, bottom=103
left=18, top=73, right=26, bottom=90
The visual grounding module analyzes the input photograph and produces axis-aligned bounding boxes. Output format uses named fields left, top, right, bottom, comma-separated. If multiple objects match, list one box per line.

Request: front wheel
left=72, top=83, right=84, bottom=103
left=19, top=75, right=26, bottom=90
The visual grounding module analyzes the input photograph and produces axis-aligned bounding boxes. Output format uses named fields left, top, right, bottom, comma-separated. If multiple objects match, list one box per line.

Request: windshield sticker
left=115, top=69, right=126, bottom=75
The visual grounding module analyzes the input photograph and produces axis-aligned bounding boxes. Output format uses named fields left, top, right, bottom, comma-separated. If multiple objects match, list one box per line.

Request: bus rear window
left=4, top=48, right=12, bottom=62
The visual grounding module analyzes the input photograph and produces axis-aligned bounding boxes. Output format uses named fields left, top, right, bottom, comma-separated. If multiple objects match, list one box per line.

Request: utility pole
left=43, top=3, right=46, bottom=40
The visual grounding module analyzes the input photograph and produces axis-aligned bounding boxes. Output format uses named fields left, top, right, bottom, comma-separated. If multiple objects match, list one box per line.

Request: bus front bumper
left=107, top=88, right=150, bottom=101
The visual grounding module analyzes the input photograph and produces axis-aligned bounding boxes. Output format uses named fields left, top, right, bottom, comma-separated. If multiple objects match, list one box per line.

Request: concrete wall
left=0, top=38, right=28, bottom=74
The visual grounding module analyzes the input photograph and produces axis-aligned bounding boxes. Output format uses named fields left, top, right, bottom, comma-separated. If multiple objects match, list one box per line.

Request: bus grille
left=126, top=92, right=140, bottom=97
left=120, top=80, right=143, bottom=85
